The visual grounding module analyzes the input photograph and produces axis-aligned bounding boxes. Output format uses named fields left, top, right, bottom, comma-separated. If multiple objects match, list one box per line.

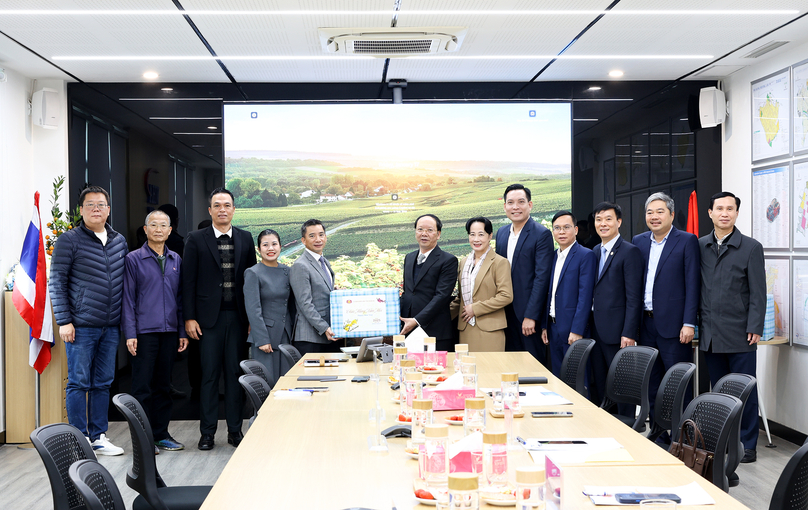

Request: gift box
left=407, top=351, right=448, bottom=368
left=763, top=294, right=775, bottom=341
left=422, top=387, right=477, bottom=411
left=329, top=288, right=401, bottom=338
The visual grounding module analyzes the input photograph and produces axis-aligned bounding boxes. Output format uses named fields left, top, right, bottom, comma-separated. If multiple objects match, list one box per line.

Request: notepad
left=583, top=482, right=715, bottom=506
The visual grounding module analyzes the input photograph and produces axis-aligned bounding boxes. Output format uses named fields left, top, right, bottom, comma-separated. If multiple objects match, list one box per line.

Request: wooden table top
left=201, top=351, right=749, bottom=509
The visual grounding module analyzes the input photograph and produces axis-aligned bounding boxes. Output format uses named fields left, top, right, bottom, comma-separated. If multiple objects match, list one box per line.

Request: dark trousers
left=704, top=349, right=759, bottom=450
left=187, top=336, right=202, bottom=395
left=199, top=310, right=245, bottom=435
left=546, top=322, right=571, bottom=377
left=436, top=338, right=456, bottom=353
left=131, top=332, right=177, bottom=441
left=295, top=340, right=342, bottom=355
left=640, top=315, right=693, bottom=429
left=505, top=307, right=547, bottom=367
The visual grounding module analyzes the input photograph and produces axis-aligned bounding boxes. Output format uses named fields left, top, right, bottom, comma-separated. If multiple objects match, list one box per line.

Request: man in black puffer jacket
left=49, top=186, right=128, bottom=456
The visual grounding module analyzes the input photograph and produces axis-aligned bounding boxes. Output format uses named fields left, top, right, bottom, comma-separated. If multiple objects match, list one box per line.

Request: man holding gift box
left=699, top=192, right=765, bottom=464
left=400, top=214, right=458, bottom=352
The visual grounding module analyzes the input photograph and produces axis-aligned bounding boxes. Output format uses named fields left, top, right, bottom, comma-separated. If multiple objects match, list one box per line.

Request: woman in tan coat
left=450, top=217, right=514, bottom=352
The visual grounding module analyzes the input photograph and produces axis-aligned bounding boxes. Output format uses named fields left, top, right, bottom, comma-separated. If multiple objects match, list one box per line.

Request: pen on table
left=516, top=436, right=527, bottom=446
left=287, top=389, right=314, bottom=393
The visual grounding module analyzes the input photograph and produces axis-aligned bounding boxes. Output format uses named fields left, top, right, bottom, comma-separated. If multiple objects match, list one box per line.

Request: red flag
left=686, top=190, right=699, bottom=237
left=12, top=192, right=54, bottom=374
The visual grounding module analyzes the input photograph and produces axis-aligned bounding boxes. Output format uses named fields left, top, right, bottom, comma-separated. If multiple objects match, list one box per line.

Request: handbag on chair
left=669, top=419, right=714, bottom=480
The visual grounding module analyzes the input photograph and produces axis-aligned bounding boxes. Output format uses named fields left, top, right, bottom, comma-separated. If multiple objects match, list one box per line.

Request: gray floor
left=0, top=423, right=797, bottom=510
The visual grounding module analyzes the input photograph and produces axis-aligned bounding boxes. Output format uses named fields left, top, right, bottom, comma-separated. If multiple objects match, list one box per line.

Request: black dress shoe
left=741, top=448, right=757, bottom=463
left=227, top=430, right=244, bottom=447
left=198, top=434, right=215, bottom=450
left=169, top=385, right=187, bottom=399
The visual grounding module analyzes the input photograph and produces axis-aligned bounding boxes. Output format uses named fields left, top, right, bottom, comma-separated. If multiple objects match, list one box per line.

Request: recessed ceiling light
left=207, top=126, right=217, bottom=130
left=587, top=86, right=601, bottom=91
left=609, top=70, right=624, bottom=78
left=1, top=9, right=798, bottom=15
left=143, top=71, right=159, bottom=79
left=573, top=118, right=599, bottom=122
left=161, top=87, right=173, bottom=91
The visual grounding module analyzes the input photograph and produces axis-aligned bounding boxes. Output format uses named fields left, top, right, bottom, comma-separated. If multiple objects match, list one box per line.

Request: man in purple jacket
left=123, top=210, right=188, bottom=452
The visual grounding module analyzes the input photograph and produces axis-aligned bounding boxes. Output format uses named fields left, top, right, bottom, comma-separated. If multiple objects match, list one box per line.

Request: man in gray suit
left=290, top=219, right=339, bottom=354
left=699, top=191, right=766, bottom=464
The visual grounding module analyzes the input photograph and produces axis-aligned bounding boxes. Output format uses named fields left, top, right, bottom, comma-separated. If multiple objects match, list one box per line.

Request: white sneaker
left=91, top=434, right=124, bottom=456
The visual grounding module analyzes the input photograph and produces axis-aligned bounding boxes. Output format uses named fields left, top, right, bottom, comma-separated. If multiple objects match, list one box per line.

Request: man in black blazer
left=400, top=214, right=458, bottom=352
left=182, top=188, right=256, bottom=451
left=588, top=202, right=643, bottom=410
left=494, top=184, right=554, bottom=364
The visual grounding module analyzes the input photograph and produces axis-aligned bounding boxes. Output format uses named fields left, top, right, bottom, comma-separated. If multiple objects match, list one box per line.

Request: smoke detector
left=318, top=27, right=467, bottom=57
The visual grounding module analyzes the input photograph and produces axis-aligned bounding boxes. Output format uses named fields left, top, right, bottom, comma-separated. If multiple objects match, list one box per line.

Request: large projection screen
left=224, top=102, right=571, bottom=287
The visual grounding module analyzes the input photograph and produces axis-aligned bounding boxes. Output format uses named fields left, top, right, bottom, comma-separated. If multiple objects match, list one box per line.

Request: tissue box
left=329, top=288, right=401, bottom=338
left=545, top=454, right=563, bottom=507
left=422, top=387, right=477, bottom=410
left=408, top=351, right=448, bottom=368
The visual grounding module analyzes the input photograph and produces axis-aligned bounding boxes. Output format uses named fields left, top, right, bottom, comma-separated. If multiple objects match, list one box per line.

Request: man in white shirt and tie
left=588, top=202, right=644, bottom=408
left=290, top=219, right=340, bottom=354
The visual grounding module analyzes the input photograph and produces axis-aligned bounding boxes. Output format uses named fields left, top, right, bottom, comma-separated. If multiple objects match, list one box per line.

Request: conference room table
left=201, top=351, right=750, bottom=509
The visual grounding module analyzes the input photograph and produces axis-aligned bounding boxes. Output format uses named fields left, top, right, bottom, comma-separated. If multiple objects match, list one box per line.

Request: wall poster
left=766, top=258, right=790, bottom=341
left=793, top=160, right=808, bottom=248
left=794, top=60, right=808, bottom=155
left=752, top=165, right=790, bottom=248
left=792, top=259, right=808, bottom=346
left=752, top=68, right=791, bottom=162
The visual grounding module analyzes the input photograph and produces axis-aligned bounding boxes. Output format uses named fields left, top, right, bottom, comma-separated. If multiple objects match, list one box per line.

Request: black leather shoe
left=198, top=434, right=215, bottom=450
left=227, top=430, right=243, bottom=447
left=741, top=448, right=757, bottom=463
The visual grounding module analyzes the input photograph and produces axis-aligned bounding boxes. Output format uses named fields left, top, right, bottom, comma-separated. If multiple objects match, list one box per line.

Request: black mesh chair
left=68, top=460, right=126, bottom=510
left=647, top=362, right=696, bottom=443
left=559, top=338, right=595, bottom=396
left=769, top=442, right=808, bottom=510
left=30, top=422, right=97, bottom=510
left=600, top=346, right=658, bottom=432
left=239, top=374, right=272, bottom=419
left=278, top=344, right=302, bottom=374
left=112, top=393, right=211, bottom=510
left=676, top=392, right=744, bottom=492
left=713, top=373, right=756, bottom=488
left=239, top=359, right=276, bottom=389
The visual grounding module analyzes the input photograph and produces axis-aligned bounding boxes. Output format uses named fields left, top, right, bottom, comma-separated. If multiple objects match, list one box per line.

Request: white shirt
left=417, top=247, right=435, bottom=263
left=549, top=241, right=576, bottom=317
left=305, top=247, right=325, bottom=262
left=644, top=228, right=671, bottom=311
left=213, top=225, right=233, bottom=238
left=506, top=224, right=522, bottom=264
left=94, top=230, right=108, bottom=246
left=600, top=235, right=620, bottom=268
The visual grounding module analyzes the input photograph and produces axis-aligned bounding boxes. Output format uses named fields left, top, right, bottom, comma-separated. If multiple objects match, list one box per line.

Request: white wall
left=722, top=40, right=808, bottom=435
left=0, top=66, right=69, bottom=435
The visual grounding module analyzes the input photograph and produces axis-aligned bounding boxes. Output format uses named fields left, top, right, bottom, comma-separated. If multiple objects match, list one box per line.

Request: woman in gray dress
left=243, top=229, right=295, bottom=383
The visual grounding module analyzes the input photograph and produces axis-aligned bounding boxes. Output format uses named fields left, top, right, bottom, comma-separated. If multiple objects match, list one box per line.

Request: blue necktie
left=599, top=246, right=608, bottom=277
left=319, top=256, right=332, bottom=289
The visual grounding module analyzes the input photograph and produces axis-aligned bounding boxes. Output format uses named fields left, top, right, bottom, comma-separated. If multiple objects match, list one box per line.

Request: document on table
left=405, top=326, right=429, bottom=352
left=478, top=387, right=572, bottom=406
left=526, top=438, right=634, bottom=465
left=582, top=482, right=715, bottom=505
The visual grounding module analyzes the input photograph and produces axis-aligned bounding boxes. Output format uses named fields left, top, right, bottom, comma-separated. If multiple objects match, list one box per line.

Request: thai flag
left=12, top=192, right=54, bottom=374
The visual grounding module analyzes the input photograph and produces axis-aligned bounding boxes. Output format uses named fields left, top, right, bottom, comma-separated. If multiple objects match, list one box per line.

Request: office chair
left=559, top=338, right=595, bottom=396
left=647, top=362, right=696, bottom=444
left=713, top=373, right=756, bottom=488
left=239, top=359, right=276, bottom=389
left=278, top=344, right=302, bottom=374
left=69, top=460, right=126, bottom=510
left=769, top=441, right=808, bottom=510
left=30, top=422, right=97, bottom=510
left=239, top=374, right=272, bottom=423
left=676, top=392, right=744, bottom=492
left=600, top=345, right=658, bottom=432
left=112, top=393, right=211, bottom=510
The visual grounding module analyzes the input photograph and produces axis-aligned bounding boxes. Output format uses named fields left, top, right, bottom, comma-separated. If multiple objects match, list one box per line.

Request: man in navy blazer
left=633, top=192, right=700, bottom=432
left=589, top=202, right=644, bottom=408
left=541, top=211, right=596, bottom=376
left=495, top=184, right=554, bottom=364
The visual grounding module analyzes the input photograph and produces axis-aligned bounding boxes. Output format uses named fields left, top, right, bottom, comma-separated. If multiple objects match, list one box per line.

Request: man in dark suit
left=633, top=192, right=700, bottom=431
left=182, top=188, right=256, bottom=451
left=699, top=192, right=765, bottom=463
left=495, top=184, right=554, bottom=364
left=541, top=211, right=596, bottom=376
left=290, top=219, right=339, bottom=354
left=589, top=202, right=643, bottom=409
left=400, top=214, right=458, bottom=352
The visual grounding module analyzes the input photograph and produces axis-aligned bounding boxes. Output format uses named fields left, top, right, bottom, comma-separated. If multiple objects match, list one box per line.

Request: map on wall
left=752, top=165, right=790, bottom=248
left=752, top=68, right=791, bottom=162
left=792, top=260, right=808, bottom=346
left=793, top=161, right=808, bottom=248
left=794, top=61, right=808, bottom=154
left=766, top=258, right=790, bottom=340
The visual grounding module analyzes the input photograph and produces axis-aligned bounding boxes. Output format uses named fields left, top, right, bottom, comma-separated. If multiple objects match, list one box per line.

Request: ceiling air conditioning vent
left=319, top=27, right=467, bottom=57
left=742, top=41, right=788, bottom=59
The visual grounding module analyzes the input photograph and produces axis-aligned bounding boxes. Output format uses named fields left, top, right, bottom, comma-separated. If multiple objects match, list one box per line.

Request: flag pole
left=35, top=370, right=41, bottom=429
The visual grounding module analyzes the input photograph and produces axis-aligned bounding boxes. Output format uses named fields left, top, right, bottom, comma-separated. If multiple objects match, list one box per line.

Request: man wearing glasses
left=541, top=211, right=596, bottom=376
left=399, top=214, right=458, bottom=352
left=50, top=186, right=128, bottom=455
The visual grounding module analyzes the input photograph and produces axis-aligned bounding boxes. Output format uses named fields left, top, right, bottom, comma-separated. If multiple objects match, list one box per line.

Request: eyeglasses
left=416, top=228, right=436, bottom=235
left=83, top=202, right=108, bottom=210
left=552, top=225, right=574, bottom=232
left=147, top=223, right=170, bottom=229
